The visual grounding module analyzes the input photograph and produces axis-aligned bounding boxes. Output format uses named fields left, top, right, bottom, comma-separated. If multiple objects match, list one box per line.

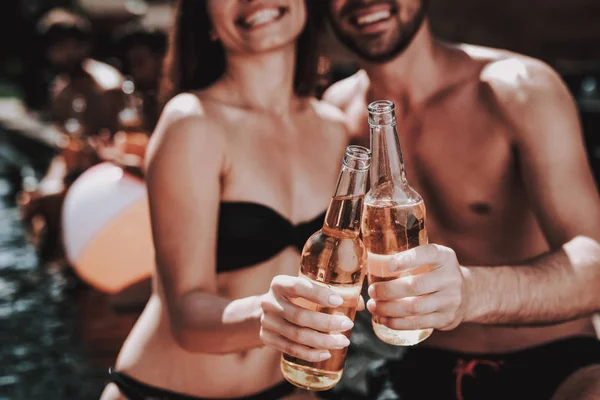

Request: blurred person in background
left=100, top=0, right=357, bottom=399
left=40, top=7, right=124, bottom=140
left=260, top=1, right=600, bottom=399
left=18, top=7, right=126, bottom=262
left=93, top=23, right=169, bottom=174
left=115, top=22, right=167, bottom=132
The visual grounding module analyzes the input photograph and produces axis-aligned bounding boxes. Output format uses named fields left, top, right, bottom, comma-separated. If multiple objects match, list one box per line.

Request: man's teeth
left=245, top=8, right=281, bottom=27
left=356, top=10, right=391, bottom=26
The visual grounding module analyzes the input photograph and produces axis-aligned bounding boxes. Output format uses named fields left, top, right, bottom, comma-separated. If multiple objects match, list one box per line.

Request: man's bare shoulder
left=478, top=53, right=566, bottom=108
left=461, top=44, right=576, bottom=140
left=83, top=59, right=125, bottom=91
left=456, top=43, right=564, bottom=95
left=322, top=70, right=370, bottom=112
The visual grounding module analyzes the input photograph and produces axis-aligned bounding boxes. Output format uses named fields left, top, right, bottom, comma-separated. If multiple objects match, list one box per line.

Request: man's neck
left=361, top=22, right=449, bottom=115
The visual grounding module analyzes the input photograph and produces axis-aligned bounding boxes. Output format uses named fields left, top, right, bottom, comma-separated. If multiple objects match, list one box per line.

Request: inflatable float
left=62, top=162, right=154, bottom=294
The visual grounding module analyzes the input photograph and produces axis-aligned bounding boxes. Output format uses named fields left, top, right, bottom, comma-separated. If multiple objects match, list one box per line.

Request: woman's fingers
left=262, top=296, right=354, bottom=333
left=271, top=275, right=344, bottom=308
left=259, top=329, right=331, bottom=363
left=261, top=313, right=350, bottom=350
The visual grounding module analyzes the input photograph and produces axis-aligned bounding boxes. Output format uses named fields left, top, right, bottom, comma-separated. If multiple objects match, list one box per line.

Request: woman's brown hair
left=160, top=0, right=326, bottom=105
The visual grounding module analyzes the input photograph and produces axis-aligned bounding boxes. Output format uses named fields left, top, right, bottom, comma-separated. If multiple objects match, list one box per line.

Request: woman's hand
left=259, top=275, right=361, bottom=362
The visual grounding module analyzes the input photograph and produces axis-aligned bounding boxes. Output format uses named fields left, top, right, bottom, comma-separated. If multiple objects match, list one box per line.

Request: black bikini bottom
left=108, top=368, right=298, bottom=400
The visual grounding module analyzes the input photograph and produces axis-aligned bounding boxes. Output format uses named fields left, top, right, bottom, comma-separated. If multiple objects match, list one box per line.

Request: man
left=39, top=8, right=124, bottom=138
left=259, top=0, right=600, bottom=399
left=92, top=24, right=167, bottom=175
left=20, top=8, right=125, bottom=262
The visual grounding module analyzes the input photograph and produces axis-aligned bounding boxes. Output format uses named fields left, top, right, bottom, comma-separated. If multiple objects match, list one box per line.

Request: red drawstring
left=454, top=358, right=503, bottom=400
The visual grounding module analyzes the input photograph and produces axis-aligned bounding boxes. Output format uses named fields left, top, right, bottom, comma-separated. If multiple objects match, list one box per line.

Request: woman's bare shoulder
left=159, top=92, right=210, bottom=126
left=145, top=93, right=228, bottom=170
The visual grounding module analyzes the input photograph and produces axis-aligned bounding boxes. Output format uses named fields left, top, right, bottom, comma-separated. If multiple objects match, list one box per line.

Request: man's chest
left=354, top=98, right=520, bottom=233
left=404, top=119, right=516, bottom=234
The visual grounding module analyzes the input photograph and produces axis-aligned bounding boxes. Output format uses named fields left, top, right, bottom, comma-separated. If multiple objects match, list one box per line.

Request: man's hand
left=367, top=244, right=469, bottom=332
left=260, top=275, right=361, bottom=362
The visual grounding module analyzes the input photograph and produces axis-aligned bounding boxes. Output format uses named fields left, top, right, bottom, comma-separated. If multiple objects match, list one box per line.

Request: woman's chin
left=239, top=35, right=298, bottom=55
left=229, top=20, right=303, bottom=55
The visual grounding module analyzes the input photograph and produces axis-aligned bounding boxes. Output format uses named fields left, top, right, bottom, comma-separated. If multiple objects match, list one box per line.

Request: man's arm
left=367, top=58, right=600, bottom=331
left=322, top=70, right=370, bottom=139
left=465, top=237, right=600, bottom=326
left=465, top=58, right=600, bottom=325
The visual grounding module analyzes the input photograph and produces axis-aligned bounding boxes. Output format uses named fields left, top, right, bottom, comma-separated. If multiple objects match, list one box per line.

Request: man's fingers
left=367, top=294, right=442, bottom=317
left=261, top=314, right=350, bottom=350
left=380, top=312, right=453, bottom=331
left=259, top=329, right=331, bottom=363
left=261, top=297, right=354, bottom=333
left=369, top=268, right=445, bottom=300
left=271, top=276, right=343, bottom=307
left=388, top=244, right=451, bottom=273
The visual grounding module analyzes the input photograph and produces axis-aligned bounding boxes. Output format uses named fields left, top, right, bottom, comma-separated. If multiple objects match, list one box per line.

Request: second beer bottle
left=281, top=145, right=371, bottom=391
left=361, top=100, right=433, bottom=346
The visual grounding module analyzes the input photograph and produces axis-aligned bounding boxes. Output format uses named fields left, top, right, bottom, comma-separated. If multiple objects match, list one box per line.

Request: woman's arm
left=145, top=95, right=263, bottom=354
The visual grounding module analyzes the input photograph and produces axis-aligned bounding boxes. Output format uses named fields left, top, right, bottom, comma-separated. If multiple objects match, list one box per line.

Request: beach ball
left=62, top=162, right=154, bottom=294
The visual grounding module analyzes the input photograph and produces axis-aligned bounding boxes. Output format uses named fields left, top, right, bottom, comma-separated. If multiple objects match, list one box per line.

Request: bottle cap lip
left=368, top=100, right=395, bottom=114
left=344, top=145, right=371, bottom=170
left=368, top=100, right=396, bottom=126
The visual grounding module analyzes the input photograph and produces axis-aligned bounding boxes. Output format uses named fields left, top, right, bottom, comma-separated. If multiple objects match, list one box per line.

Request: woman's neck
left=217, top=42, right=298, bottom=115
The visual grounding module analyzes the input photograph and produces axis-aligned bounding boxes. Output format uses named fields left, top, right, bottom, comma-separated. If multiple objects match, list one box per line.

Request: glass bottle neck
left=370, top=121, right=408, bottom=188
left=323, top=164, right=369, bottom=237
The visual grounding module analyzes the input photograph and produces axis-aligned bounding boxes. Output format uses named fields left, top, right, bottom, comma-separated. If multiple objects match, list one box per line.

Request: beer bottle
left=281, top=145, right=370, bottom=391
left=361, top=100, right=433, bottom=346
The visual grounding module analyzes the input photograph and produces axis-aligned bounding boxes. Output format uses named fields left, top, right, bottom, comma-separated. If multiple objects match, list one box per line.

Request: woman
left=101, top=1, right=354, bottom=399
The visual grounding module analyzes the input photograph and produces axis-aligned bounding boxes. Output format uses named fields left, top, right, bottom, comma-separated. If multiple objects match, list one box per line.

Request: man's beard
left=329, top=0, right=428, bottom=63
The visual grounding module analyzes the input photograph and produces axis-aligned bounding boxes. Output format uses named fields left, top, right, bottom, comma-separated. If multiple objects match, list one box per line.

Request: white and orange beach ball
left=62, top=162, right=154, bottom=294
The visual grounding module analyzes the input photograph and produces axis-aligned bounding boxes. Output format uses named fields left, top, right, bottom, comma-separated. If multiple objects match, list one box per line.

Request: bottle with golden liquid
left=361, top=100, right=433, bottom=346
left=281, top=145, right=371, bottom=391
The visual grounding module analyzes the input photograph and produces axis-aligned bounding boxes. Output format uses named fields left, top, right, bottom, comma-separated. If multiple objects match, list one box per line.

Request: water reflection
left=0, top=138, right=106, bottom=399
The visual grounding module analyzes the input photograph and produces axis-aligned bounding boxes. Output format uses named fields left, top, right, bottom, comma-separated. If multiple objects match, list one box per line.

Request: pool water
left=0, top=136, right=106, bottom=399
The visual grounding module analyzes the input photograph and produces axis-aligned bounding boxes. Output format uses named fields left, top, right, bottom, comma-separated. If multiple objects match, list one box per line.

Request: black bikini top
left=217, top=202, right=326, bottom=273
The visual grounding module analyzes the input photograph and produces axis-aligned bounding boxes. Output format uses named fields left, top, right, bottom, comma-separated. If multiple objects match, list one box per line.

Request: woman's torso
left=114, top=91, right=349, bottom=398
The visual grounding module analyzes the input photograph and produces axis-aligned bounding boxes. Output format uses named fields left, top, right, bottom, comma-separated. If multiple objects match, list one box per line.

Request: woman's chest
left=222, top=114, right=347, bottom=223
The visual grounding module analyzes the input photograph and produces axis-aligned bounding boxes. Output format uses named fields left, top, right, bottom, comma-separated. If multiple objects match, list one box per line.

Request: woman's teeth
left=244, top=8, right=282, bottom=28
left=356, top=10, right=391, bottom=26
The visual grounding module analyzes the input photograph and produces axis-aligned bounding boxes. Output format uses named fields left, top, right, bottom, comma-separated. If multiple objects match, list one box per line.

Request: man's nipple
left=469, top=202, right=492, bottom=216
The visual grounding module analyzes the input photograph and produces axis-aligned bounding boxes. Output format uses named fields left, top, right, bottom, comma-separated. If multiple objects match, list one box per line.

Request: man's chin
left=357, top=48, right=406, bottom=63
left=340, top=38, right=410, bottom=64
left=329, top=4, right=429, bottom=64
left=331, top=25, right=411, bottom=63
